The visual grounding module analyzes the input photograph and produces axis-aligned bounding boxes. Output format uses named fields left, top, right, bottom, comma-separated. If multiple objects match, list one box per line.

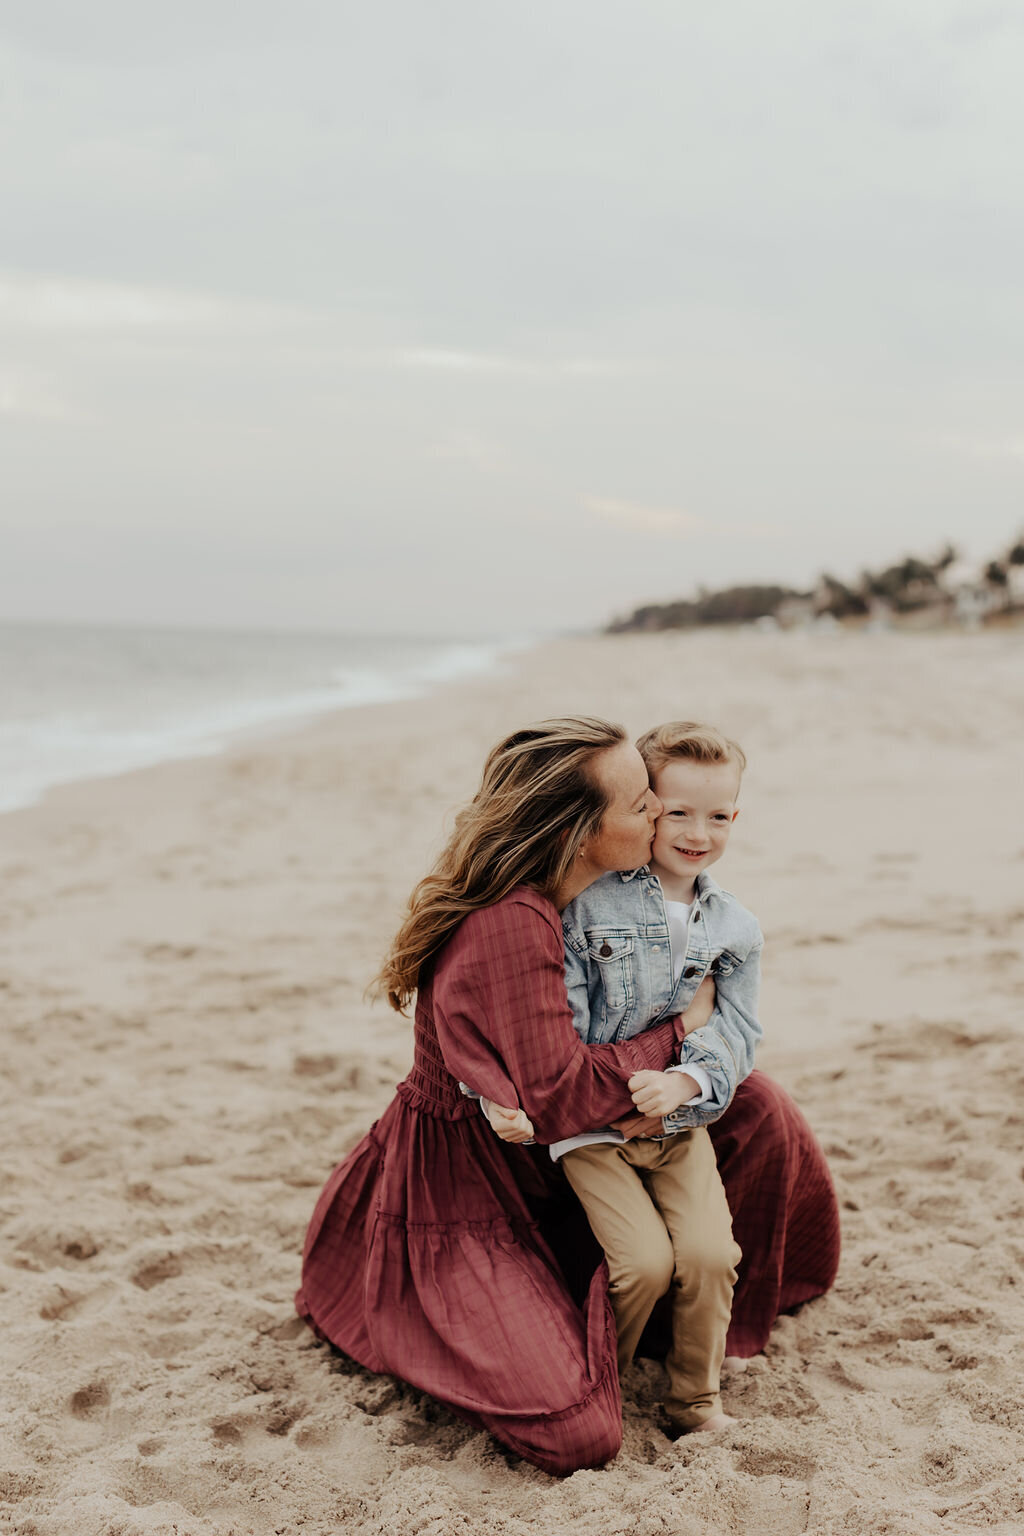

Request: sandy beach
left=2, top=625, right=1023, bottom=1536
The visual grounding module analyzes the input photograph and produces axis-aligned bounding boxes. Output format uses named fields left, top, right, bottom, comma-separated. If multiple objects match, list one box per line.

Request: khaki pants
left=561, top=1129, right=741, bottom=1430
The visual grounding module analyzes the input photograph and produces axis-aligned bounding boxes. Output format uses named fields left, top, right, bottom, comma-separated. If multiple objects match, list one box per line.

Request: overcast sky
left=2, top=1, right=1023, bottom=637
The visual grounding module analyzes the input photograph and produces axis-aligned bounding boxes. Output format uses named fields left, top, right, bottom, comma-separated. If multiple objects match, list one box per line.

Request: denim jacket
left=562, top=868, right=763, bottom=1131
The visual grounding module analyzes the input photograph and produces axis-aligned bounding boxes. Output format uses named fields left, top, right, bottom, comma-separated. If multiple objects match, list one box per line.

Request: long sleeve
left=662, top=938, right=764, bottom=1132
left=432, top=894, right=685, bottom=1145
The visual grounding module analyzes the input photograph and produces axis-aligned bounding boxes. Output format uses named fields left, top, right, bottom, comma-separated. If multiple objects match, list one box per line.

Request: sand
left=1, top=625, right=1023, bottom=1536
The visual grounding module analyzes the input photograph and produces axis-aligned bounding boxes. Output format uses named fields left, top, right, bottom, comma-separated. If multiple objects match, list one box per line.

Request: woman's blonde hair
left=635, top=720, right=747, bottom=779
left=374, top=716, right=628, bottom=1012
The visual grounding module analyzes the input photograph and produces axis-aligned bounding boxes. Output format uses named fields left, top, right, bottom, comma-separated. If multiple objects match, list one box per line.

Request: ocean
left=0, top=621, right=530, bottom=815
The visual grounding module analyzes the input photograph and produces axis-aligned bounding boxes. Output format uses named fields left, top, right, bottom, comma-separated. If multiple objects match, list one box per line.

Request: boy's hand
left=484, top=1100, right=535, bottom=1144
left=627, top=1069, right=701, bottom=1117
left=680, top=973, right=716, bottom=1035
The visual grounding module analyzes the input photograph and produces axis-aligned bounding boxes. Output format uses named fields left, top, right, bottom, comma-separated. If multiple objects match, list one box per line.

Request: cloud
left=391, top=348, right=530, bottom=374
left=0, top=374, right=80, bottom=422
left=938, top=432, right=1024, bottom=460
left=730, top=520, right=793, bottom=540
left=426, top=430, right=506, bottom=469
left=0, top=270, right=300, bottom=336
left=583, top=495, right=706, bottom=536
left=388, top=348, right=628, bottom=378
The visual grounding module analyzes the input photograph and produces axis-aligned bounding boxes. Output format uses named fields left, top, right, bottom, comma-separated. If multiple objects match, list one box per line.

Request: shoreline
left=1, top=616, right=1011, bottom=827
left=0, top=625, right=535, bottom=820
left=3, top=626, right=1023, bottom=1536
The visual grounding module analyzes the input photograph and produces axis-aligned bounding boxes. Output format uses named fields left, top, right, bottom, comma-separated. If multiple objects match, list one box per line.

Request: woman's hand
left=681, top=973, right=716, bottom=1034
left=484, top=1100, right=535, bottom=1144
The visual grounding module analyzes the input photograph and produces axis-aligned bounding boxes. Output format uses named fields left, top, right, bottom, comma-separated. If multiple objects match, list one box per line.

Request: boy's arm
left=620, top=972, right=718, bottom=1119
left=661, top=936, right=764, bottom=1132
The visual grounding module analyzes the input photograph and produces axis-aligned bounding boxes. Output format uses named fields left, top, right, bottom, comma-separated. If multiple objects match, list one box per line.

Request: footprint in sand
left=140, top=942, right=201, bottom=960
left=261, top=1315, right=308, bottom=1342
left=39, top=1285, right=87, bottom=1322
left=131, top=1252, right=183, bottom=1290
left=69, top=1381, right=110, bottom=1419
left=11, top=1227, right=100, bottom=1270
left=211, top=1420, right=244, bottom=1446
left=130, top=1114, right=173, bottom=1134
left=736, top=1447, right=817, bottom=1480
left=290, top=1052, right=376, bottom=1091
left=265, top=1405, right=301, bottom=1437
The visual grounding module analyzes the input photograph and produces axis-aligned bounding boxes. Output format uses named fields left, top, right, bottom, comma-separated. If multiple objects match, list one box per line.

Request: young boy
left=490, top=721, right=762, bottom=1436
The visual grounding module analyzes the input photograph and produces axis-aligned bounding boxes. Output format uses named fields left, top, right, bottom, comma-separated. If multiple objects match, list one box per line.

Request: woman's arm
left=500, top=975, right=717, bottom=1138
left=433, top=896, right=688, bottom=1144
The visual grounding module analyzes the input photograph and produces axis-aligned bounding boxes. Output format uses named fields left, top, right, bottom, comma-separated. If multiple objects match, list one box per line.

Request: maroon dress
left=296, top=888, right=840, bottom=1476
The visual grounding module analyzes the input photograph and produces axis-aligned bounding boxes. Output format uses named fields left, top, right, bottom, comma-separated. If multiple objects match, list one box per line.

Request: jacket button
left=599, top=942, right=613, bottom=957
left=684, top=965, right=700, bottom=979
left=693, top=911, right=702, bottom=922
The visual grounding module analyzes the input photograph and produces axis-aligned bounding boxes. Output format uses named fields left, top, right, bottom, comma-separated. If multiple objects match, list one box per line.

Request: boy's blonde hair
left=635, top=720, right=747, bottom=781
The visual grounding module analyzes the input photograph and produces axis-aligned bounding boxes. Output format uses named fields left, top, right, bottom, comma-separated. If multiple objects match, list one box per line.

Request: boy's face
left=648, top=758, right=740, bottom=893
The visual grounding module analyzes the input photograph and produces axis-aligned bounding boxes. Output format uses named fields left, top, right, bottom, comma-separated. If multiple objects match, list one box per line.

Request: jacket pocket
left=586, top=931, right=636, bottom=1027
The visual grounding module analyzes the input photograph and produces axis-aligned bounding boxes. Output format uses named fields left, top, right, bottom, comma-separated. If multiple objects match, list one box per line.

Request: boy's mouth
left=674, top=847, right=709, bottom=860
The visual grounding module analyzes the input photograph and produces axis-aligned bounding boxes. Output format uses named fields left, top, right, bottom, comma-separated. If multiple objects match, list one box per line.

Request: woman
left=296, top=718, right=839, bottom=1475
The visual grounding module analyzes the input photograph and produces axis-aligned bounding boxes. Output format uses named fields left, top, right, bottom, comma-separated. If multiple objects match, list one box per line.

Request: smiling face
left=648, top=757, right=740, bottom=902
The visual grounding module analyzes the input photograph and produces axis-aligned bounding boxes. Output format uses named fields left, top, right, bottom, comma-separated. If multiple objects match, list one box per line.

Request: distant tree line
left=607, top=585, right=804, bottom=632
left=606, top=535, right=1024, bottom=633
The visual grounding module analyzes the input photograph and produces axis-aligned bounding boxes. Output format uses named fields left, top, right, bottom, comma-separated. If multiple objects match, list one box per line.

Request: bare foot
left=722, top=1355, right=748, bottom=1375
left=687, top=1412, right=737, bottom=1434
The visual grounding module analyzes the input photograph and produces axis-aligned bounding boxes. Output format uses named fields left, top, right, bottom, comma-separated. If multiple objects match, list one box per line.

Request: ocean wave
left=0, top=627, right=532, bottom=814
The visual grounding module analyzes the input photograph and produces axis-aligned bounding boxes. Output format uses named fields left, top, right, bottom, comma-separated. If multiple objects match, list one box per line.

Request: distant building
left=941, top=559, right=1001, bottom=628
left=865, top=597, right=895, bottom=631
left=773, top=594, right=816, bottom=629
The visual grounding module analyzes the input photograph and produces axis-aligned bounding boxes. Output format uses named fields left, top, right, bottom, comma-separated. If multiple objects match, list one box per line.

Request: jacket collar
left=617, top=866, right=723, bottom=903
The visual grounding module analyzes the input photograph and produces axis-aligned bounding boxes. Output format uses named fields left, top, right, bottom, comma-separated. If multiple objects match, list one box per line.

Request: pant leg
left=645, top=1129, right=741, bottom=1430
left=561, top=1143, right=675, bottom=1375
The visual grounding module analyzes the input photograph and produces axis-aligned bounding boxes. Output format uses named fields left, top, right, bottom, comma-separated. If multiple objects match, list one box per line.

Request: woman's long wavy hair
left=374, top=716, right=628, bottom=1012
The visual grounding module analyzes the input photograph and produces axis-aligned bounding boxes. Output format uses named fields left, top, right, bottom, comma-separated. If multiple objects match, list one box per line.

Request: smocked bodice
left=394, top=999, right=479, bottom=1119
